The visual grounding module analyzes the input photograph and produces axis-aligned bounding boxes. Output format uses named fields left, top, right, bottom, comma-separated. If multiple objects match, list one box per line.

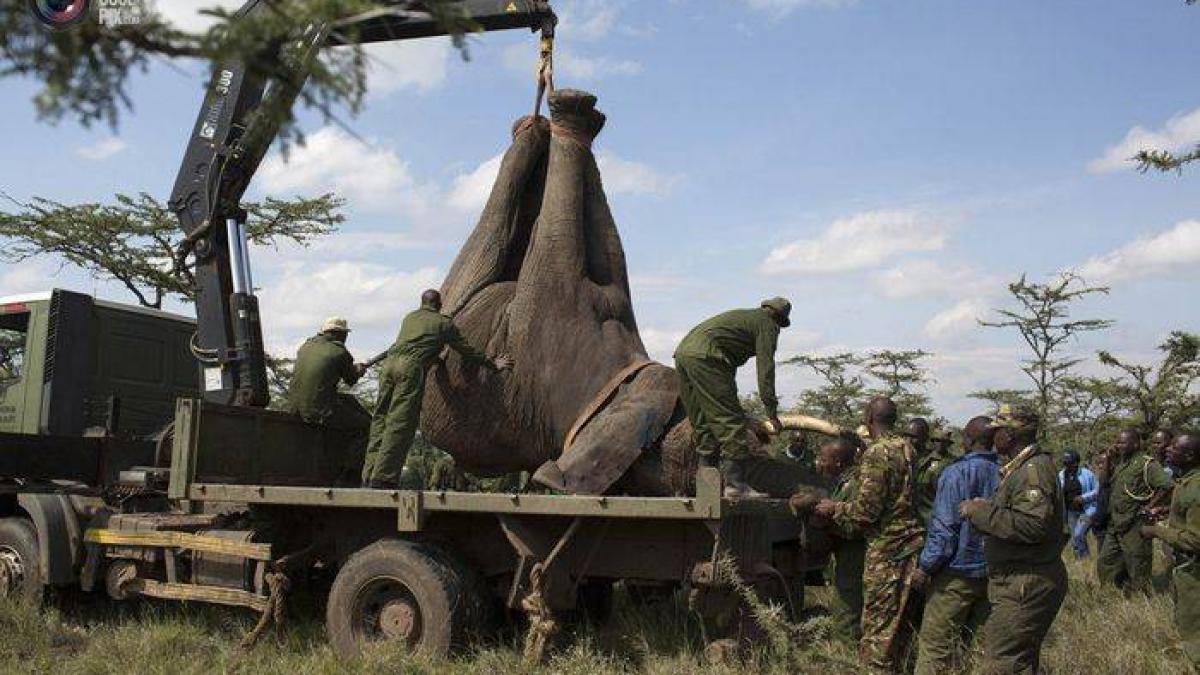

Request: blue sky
left=1, top=0, right=1198, bottom=422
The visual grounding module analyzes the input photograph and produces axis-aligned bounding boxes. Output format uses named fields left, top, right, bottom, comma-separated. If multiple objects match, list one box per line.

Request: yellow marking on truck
left=84, top=529, right=272, bottom=561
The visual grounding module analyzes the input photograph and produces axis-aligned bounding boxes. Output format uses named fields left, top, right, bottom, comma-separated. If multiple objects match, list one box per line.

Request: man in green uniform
left=910, top=417, right=953, bottom=525
left=362, top=290, right=512, bottom=489
left=815, top=436, right=867, bottom=642
left=674, top=297, right=791, bottom=499
left=960, top=404, right=1066, bottom=675
left=815, top=397, right=925, bottom=671
left=1142, top=433, right=1200, bottom=670
left=289, top=317, right=371, bottom=484
left=1097, top=428, right=1174, bottom=593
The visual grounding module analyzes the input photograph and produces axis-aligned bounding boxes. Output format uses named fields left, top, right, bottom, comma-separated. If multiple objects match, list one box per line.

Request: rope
left=239, top=571, right=290, bottom=650
left=520, top=564, right=558, bottom=665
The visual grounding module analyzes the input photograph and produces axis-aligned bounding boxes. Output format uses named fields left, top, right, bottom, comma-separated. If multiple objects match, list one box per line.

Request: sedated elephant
left=418, top=89, right=812, bottom=497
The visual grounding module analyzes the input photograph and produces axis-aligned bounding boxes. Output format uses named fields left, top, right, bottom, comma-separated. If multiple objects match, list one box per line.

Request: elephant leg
left=441, top=117, right=550, bottom=317
left=533, top=365, right=680, bottom=495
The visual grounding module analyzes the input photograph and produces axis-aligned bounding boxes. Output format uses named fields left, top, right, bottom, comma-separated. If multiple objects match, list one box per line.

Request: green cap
left=761, top=297, right=792, bottom=327
left=990, top=403, right=1038, bottom=432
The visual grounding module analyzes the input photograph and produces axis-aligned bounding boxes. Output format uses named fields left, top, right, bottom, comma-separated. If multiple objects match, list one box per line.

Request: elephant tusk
left=758, top=414, right=843, bottom=437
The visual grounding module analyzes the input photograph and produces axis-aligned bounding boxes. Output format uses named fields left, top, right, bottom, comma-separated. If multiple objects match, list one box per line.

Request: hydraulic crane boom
left=168, top=0, right=555, bottom=408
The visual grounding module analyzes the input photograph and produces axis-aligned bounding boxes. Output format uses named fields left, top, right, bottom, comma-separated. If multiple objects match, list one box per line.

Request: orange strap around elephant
left=562, top=359, right=658, bottom=454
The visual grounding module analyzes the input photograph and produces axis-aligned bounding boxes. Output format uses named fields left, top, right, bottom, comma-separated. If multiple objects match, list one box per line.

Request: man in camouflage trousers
left=1097, top=428, right=1174, bottom=593
left=815, top=397, right=925, bottom=671
left=960, top=404, right=1067, bottom=674
left=1142, top=433, right=1200, bottom=670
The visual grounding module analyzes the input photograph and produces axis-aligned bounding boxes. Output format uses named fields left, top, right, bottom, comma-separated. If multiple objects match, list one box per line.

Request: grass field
left=0, top=551, right=1189, bottom=674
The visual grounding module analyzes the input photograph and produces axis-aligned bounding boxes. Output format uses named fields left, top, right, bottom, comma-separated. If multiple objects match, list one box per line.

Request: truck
left=0, top=0, right=830, bottom=659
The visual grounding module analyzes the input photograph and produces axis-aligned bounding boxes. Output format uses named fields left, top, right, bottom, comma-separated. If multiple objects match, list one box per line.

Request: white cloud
left=741, top=0, right=859, bottom=18
left=256, top=126, right=437, bottom=215
left=259, top=261, right=442, bottom=340
left=761, top=209, right=948, bottom=275
left=153, top=0, right=242, bottom=33
left=557, top=50, right=644, bottom=79
left=503, top=44, right=642, bottom=81
left=558, top=0, right=621, bottom=41
left=640, top=328, right=687, bottom=363
left=358, top=39, right=452, bottom=97
left=597, top=152, right=679, bottom=196
left=0, top=262, right=54, bottom=298
left=1077, top=220, right=1200, bottom=284
left=447, top=154, right=503, bottom=213
left=1088, top=107, right=1200, bottom=173
left=76, top=136, right=127, bottom=161
left=923, top=298, right=989, bottom=341
left=872, top=259, right=1000, bottom=300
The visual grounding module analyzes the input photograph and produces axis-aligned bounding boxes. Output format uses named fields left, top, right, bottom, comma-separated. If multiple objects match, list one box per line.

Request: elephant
left=419, top=89, right=816, bottom=497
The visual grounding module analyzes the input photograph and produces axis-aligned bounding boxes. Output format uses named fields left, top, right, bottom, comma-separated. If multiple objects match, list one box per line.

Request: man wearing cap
left=959, top=404, right=1066, bottom=674
left=289, top=317, right=372, bottom=483
left=362, top=289, right=513, bottom=489
left=1097, top=428, right=1173, bottom=593
left=1140, top=433, right=1200, bottom=670
left=674, top=297, right=791, bottom=499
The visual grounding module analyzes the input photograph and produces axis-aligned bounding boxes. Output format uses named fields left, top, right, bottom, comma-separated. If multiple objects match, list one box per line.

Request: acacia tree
left=863, top=349, right=933, bottom=419
left=1099, top=331, right=1200, bottom=432
left=0, top=191, right=342, bottom=308
left=980, top=272, right=1113, bottom=429
left=1055, top=375, right=1131, bottom=455
left=784, top=353, right=866, bottom=428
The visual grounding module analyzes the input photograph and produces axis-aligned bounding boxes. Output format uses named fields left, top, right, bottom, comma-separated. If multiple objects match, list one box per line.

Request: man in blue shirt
left=911, top=415, right=1001, bottom=675
left=1059, top=450, right=1100, bottom=559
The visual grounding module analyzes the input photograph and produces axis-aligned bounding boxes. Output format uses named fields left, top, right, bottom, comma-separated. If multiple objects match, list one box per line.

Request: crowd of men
left=283, top=293, right=1198, bottom=673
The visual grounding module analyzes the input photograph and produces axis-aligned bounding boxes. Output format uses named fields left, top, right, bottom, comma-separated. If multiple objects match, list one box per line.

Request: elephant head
left=419, top=89, right=681, bottom=495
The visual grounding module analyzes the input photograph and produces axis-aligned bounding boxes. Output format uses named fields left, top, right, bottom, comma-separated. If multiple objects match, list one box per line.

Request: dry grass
left=0, top=547, right=1189, bottom=674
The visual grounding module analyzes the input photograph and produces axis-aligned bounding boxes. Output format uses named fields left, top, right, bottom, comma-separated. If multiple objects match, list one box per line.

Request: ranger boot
left=722, top=459, right=767, bottom=500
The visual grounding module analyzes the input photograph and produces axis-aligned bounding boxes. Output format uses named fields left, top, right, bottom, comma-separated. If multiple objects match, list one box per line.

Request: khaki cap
left=989, top=403, right=1038, bottom=432
left=320, top=317, right=351, bottom=333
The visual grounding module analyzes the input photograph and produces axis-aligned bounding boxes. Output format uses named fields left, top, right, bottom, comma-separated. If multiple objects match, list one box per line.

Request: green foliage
left=862, top=349, right=934, bottom=419
left=0, top=0, right=476, bottom=149
left=1099, top=331, right=1200, bottom=432
left=980, top=272, right=1113, bottom=430
left=784, top=350, right=935, bottom=427
left=783, top=353, right=866, bottom=429
left=0, top=191, right=342, bottom=308
left=1136, top=145, right=1200, bottom=173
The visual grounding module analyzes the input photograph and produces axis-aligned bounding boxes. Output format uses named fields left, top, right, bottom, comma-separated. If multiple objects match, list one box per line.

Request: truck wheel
left=326, top=540, right=473, bottom=658
left=0, top=518, right=43, bottom=606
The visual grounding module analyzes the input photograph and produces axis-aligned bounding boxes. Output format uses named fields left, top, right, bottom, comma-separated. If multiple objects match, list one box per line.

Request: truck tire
left=0, top=517, right=44, bottom=606
left=325, top=539, right=475, bottom=658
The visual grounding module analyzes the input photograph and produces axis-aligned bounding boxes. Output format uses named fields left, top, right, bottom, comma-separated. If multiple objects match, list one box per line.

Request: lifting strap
left=561, top=359, right=657, bottom=454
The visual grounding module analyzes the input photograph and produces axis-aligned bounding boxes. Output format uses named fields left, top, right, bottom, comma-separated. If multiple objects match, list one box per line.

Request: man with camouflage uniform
left=910, top=417, right=953, bottom=525
left=798, top=436, right=865, bottom=642
left=1142, top=433, right=1200, bottom=670
left=911, top=416, right=999, bottom=675
left=1097, top=428, right=1174, bottom=593
left=289, top=317, right=371, bottom=483
left=960, top=404, right=1066, bottom=674
left=674, top=297, right=792, bottom=499
left=815, top=397, right=924, bottom=671
left=363, top=290, right=512, bottom=489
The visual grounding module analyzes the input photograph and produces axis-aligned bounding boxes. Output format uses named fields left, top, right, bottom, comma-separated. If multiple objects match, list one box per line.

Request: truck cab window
left=0, top=312, right=30, bottom=383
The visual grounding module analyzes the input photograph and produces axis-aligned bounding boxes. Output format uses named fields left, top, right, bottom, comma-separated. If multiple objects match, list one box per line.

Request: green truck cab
left=0, top=289, right=197, bottom=439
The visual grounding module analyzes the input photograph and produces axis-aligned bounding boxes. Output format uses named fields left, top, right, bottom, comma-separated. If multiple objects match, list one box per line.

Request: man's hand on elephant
left=493, top=355, right=514, bottom=371
left=813, top=498, right=838, bottom=518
